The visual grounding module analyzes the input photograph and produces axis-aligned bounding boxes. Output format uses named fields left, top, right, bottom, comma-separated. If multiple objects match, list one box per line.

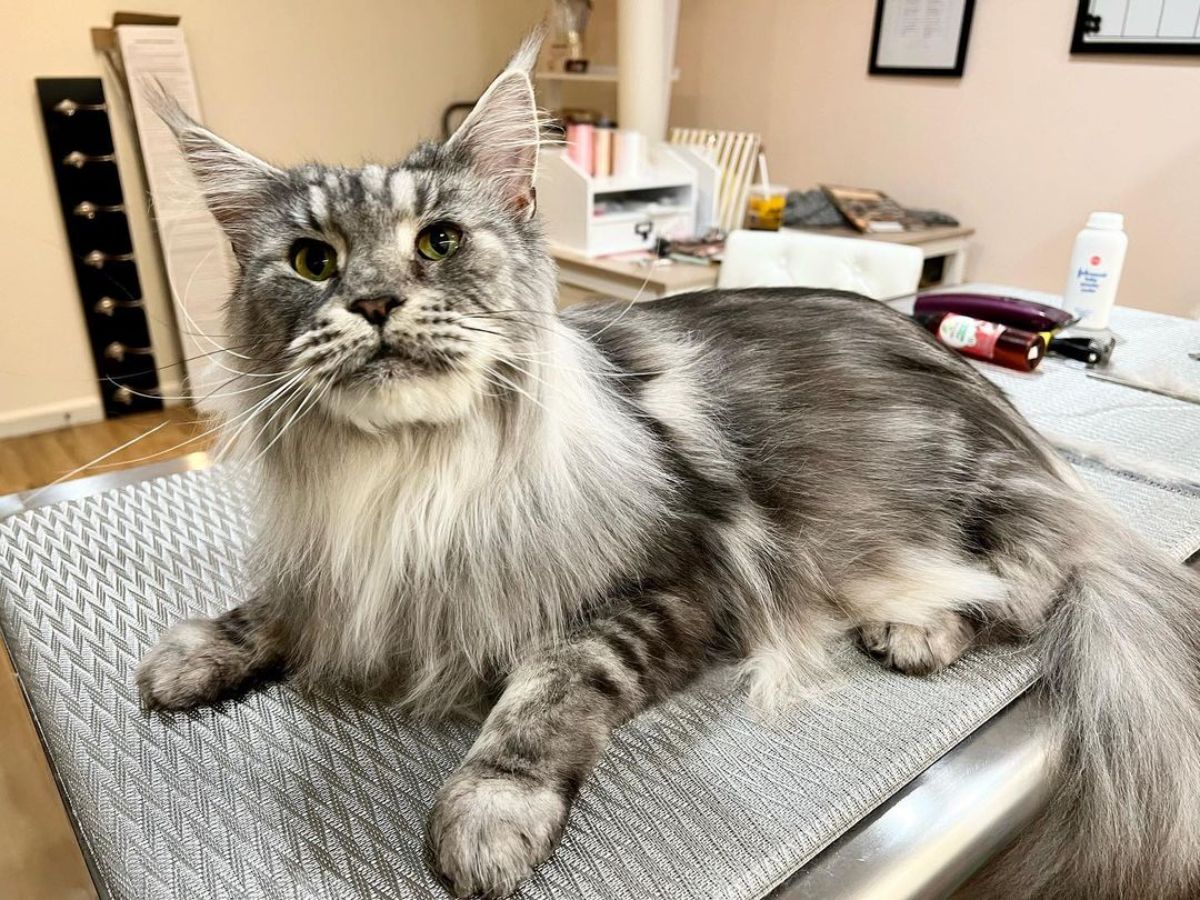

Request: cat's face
left=223, top=149, right=552, bottom=430
left=162, top=39, right=552, bottom=431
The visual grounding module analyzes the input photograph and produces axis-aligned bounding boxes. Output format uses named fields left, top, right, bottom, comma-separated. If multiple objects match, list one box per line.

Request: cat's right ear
left=146, top=83, right=285, bottom=252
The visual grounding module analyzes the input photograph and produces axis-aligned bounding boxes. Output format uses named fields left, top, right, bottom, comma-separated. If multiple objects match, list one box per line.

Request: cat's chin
left=322, top=369, right=483, bottom=432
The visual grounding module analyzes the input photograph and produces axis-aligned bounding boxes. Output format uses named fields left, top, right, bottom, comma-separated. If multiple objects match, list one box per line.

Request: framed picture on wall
left=1071, top=0, right=1200, bottom=55
left=869, top=0, right=977, bottom=77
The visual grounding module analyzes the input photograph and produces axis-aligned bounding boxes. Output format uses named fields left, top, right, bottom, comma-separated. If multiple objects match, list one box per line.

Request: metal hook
left=110, top=385, right=135, bottom=406
left=54, top=99, right=108, bottom=117
left=62, top=150, right=116, bottom=169
left=82, top=250, right=135, bottom=269
left=93, top=296, right=145, bottom=316
left=103, top=342, right=154, bottom=364
left=74, top=201, right=126, bottom=219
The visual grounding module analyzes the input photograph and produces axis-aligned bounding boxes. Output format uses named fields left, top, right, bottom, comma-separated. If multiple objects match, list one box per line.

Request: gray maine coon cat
left=137, top=34, right=1200, bottom=900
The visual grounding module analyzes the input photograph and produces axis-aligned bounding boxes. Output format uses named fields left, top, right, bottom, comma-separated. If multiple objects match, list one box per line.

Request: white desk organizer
left=536, top=146, right=699, bottom=257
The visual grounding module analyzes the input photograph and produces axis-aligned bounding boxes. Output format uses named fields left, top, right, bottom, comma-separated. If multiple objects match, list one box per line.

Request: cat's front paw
left=136, top=618, right=256, bottom=711
left=429, top=771, right=569, bottom=898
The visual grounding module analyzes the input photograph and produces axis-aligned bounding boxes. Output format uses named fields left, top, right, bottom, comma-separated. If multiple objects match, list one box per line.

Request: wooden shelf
left=535, top=66, right=680, bottom=84
left=591, top=172, right=693, bottom=194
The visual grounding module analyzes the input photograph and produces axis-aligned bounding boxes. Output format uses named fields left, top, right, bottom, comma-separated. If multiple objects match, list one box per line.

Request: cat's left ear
left=446, top=30, right=544, bottom=220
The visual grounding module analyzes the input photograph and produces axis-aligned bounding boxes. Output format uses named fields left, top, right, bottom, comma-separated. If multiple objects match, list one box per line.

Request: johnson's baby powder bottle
left=1062, top=212, right=1128, bottom=330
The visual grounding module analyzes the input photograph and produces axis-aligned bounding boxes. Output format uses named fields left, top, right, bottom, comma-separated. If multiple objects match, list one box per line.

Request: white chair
left=717, top=229, right=924, bottom=300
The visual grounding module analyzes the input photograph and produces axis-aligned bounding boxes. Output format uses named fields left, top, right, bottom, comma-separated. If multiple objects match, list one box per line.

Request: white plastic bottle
left=1061, top=211, right=1128, bottom=330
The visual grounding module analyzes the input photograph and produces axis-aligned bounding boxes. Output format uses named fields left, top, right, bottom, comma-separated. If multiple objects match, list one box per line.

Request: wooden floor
left=0, top=405, right=209, bottom=496
left=1, top=641, right=97, bottom=900
left=0, top=406, right=210, bottom=899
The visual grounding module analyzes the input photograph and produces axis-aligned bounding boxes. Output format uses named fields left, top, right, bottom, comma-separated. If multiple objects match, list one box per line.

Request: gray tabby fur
left=137, top=33, right=1200, bottom=899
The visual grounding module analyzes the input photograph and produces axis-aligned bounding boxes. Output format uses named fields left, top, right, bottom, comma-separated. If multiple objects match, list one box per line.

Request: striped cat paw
left=429, top=771, right=568, bottom=898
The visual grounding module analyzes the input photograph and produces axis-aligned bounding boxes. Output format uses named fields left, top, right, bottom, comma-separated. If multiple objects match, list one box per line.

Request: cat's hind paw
left=859, top=613, right=975, bottom=676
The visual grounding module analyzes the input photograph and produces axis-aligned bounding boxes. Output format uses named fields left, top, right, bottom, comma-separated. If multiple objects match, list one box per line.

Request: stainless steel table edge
left=769, top=692, right=1051, bottom=900
left=0, top=451, right=212, bottom=520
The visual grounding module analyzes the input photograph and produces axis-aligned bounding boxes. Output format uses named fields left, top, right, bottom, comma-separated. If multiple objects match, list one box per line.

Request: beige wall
left=672, top=0, right=1200, bottom=318
left=1, top=0, right=540, bottom=436
left=9, top=2, right=1196, bottom=436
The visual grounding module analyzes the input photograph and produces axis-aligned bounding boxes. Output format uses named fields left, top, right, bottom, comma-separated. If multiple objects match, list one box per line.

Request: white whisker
left=244, top=376, right=333, bottom=468
left=22, top=422, right=173, bottom=502
left=213, top=371, right=310, bottom=462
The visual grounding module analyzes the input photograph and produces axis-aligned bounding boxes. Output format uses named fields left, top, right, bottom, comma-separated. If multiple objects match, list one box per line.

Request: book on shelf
left=665, top=232, right=725, bottom=265
left=821, top=184, right=923, bottom=233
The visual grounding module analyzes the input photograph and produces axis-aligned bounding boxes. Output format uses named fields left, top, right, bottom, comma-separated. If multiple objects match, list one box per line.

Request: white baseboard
left=0, top=396, right=106, bottom=440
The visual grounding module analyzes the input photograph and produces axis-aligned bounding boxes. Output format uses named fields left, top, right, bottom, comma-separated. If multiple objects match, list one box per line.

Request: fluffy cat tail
left=982, top=531, right=1200, bottom=898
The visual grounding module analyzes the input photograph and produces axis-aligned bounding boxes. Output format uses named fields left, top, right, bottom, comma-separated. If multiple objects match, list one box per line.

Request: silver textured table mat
left=3, top=456, right=1199, bottom=900
left=1074, top=465, right=1200, bottom=562
left=0, top=469, right=1028, bottom=900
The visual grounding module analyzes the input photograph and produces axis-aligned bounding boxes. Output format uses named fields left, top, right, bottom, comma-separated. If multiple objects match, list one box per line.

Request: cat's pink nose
left=349, top=295, right=402, bottom=326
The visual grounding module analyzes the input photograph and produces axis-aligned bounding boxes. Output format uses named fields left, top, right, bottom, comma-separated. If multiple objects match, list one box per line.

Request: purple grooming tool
left=914, top=293, right=1076, bottom=333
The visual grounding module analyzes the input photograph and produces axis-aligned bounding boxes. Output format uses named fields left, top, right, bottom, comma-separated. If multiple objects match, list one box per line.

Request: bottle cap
left=1086, top=211, right=1124, bottom=230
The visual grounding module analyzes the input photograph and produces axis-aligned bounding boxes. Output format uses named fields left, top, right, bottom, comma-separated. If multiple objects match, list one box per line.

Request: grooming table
left=3, top=299, right=1199, bottom=900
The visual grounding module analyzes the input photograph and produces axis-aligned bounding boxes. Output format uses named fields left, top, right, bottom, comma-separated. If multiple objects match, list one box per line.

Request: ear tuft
left=141, top=79, right=285, bottom=249
left=446, top=29, right=548, bottom=219
left=506, top=25, right=547, bottom=78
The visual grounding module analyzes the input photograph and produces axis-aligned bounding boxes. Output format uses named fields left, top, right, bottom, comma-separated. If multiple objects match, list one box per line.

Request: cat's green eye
left=416, top=222, right=463, bottom=261
left=290, top=239, right=338, bottom=281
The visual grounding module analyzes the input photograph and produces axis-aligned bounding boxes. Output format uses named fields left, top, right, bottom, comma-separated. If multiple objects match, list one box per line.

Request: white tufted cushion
left=717, top=229, right=924, bottom=300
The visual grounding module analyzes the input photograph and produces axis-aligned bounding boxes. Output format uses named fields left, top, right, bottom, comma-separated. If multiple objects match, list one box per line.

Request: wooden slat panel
left=670, top=128, right=762, bottom=232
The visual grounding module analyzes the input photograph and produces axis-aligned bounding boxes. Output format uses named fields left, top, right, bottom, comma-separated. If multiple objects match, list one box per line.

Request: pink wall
left=672, top=0, right=1200, bottom=316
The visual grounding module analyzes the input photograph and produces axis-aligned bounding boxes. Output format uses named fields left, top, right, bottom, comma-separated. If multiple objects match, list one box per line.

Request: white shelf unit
left=535, top=147, right=698, bottom=257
